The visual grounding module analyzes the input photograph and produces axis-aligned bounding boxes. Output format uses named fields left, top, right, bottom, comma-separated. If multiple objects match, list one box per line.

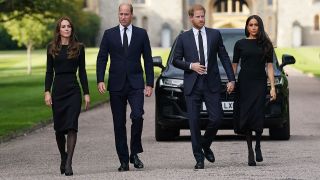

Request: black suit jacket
left=172, top=28, right=235, bottom=95
left=96, top=25, right=154, bottom=91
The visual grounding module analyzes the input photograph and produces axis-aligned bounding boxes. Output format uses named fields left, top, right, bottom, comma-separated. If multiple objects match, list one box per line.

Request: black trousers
left=109, top=81, right=144, bottom=163
left=185, top=75, right=222, bottom=162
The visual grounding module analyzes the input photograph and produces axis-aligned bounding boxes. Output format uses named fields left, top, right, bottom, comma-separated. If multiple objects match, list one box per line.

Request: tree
left=4, top=14, right=53, bottom=75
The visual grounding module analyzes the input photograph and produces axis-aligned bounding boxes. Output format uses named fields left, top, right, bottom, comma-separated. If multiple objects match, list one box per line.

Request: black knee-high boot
left=255, top=132, right=263, bottom=162
left=246, top=131, right=256, bottom=166
left=55, top=132, right=67, bottom=174
left=65, top=130, right=77, bottom=176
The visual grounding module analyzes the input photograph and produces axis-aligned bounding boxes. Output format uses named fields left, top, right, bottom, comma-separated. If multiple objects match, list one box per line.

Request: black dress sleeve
left=45, top=46, right=54, bottom=92
left=78, top=45, right=89, bottom=95
left=232, top=40, right=240, bottom=63
left=266, top=48, right=274, bottom=63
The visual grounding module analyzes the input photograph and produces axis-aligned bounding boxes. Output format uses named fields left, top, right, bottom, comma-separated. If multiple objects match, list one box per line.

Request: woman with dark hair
left=232, top=15, right=276, bottom=166
left=44, top=17, right=90, bottom=175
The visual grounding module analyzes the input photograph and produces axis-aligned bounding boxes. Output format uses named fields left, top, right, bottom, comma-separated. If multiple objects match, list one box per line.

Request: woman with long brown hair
left=232, top=15, right=276, bottom=166
left=44, top=17, right=90, bottom=176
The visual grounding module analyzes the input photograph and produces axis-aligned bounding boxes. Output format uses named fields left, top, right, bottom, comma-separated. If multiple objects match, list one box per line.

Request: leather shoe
left=130, top=154, right=144, bottom=169
left=203, top=148, right=215, bottom=163
left=194, top=161, right=204, bottom=169
left=118, top=162, right=129, bottom=172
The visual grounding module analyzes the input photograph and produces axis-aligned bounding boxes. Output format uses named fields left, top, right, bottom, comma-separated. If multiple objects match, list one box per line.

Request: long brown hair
left=49, top=17, right=81, bottom=59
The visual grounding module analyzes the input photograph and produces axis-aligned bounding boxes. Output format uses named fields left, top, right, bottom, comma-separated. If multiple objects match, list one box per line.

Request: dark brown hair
left=188, top=4, right=206, bottom=17
left=245, top=15, right=273, bottom=62
left=49, top=17, right=81, bottom=59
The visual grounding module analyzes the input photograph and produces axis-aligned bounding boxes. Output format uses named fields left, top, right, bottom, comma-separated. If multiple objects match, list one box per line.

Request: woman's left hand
left=270, top=88, right=276, bottom=101
left=84, top=94, right=90, bottom=110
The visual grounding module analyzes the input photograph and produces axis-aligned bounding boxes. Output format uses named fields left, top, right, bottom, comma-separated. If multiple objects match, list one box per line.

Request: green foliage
left=75, top=11, right=101, bottom=46
left=3, top=14, right=53, bottom=48
left=0, top=25, right=20, bottom=50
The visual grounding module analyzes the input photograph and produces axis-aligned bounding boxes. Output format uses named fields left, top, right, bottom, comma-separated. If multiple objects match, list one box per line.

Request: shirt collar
left=192, top=26, right=205, bottom=35
left=120, top=24, right=132, bottom=31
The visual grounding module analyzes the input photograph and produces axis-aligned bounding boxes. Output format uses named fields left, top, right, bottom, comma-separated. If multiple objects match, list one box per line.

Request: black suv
left=153, top=28, right=296, bottom=141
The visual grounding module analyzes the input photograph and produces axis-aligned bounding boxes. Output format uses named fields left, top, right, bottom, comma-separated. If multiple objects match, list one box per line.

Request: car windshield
left=162, top=29, right=281, bottom=79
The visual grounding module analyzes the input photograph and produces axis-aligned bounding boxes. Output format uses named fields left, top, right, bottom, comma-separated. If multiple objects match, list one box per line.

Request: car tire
left=269, top=118, right=290, bottom=140
left=155, top=122, right=179, bottom=141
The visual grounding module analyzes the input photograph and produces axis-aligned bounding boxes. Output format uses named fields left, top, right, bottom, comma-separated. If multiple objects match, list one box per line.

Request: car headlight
left=159, top=78, right=183, bottom=88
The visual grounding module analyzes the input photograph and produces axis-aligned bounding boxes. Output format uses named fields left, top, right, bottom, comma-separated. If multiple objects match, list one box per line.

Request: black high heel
left=255, top=147, right=263, bottom=162
left=60, top=153, right=67, bottom=174
left=65, top=163, right=73, bottom=176
left=248, top=149, right=256, bottom=166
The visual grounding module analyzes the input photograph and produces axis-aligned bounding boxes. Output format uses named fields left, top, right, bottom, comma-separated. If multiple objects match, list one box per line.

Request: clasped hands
left=191, top=62, right=235, bottom=94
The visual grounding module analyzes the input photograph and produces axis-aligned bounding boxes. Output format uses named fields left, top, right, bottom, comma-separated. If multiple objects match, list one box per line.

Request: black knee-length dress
left=45, top=44, right=89, bottom=134
left=232, top=39, right=273, bottom=134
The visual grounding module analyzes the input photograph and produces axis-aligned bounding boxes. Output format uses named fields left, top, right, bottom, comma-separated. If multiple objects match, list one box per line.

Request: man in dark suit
left=96, top=3, right=154, bottom=171
left=172, top=4, right=235, bottom=169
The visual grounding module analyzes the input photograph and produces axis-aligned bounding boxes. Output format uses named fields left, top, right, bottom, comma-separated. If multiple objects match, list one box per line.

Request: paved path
left=0, top=67, right=320, bottom=180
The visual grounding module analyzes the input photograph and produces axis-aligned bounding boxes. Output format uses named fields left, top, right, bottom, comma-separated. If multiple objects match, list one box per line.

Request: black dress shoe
left=194, top=161, right=204, bottom=169
left=60, top=153, right=67, bottom=174
left=255, top=147, right=263, bottom=162
left=118, top=162, right=129, bottom=172
left=203, top=148, right=215, bottom=163
left=130, top=154, right=144, bottom=169
left=248, top=149, right=256, bottom=166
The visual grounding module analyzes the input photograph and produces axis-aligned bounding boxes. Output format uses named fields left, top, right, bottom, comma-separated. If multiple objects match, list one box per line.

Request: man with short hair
left=96, top=3, right=154, bottom=171
left=173, top=4, right=235, bottom=169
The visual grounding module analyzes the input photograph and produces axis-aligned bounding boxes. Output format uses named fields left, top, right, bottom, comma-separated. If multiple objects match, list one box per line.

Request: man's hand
left=84, top=94, right=90, bottom=110
left=97, top=82, right=106, bottom=94
left=144, top=86, right=153, bottom=97
left=226, top=81, right=235, bottom=94
left=191, top=62, right=206, bottom=75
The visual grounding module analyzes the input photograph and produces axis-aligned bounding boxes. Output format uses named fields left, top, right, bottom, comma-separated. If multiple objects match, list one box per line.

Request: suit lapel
left=129, top=26, right=136, bottom=48
left=115, top=26, right=123, bottom=48
left=188, top=29, right=199, bottom=61
left=205, top=27, right=212, bottom=60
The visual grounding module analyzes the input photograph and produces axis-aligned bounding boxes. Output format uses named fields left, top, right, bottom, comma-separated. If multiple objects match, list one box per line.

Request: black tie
left=198, top=30, right=205, bottom=66
left=123, top=27, right=128, bottom=54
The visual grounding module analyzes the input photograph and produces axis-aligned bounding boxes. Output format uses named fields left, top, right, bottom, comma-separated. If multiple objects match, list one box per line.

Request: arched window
left=315, top=14, right=319, bottom=31
left=214, top=0, right=248, bottom=13
left=142, top=16, right=148, bottom=31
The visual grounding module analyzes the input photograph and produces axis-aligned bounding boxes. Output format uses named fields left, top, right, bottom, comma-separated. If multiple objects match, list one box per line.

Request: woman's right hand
left=44, top=91, right=52, bottom=107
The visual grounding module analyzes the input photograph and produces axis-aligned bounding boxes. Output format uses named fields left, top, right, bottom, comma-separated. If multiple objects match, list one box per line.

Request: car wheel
left=155, top=106, right=179, bottom=141
left=269, top=117, right=290, bottom=140
left=155, top=122, right=180, bottom=141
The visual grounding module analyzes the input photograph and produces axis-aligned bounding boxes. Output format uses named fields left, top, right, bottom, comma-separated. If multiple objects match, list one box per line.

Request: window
left=315, top=14, right=319, bottom=31
left=142, top=16, right=148, bottom=31
left=132, top=16, right=137, bottom=26
left=132, top=0, right=145, bottom=4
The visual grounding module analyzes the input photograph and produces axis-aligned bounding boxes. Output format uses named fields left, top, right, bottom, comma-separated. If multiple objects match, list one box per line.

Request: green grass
left=275, top=47, right=320, bottom=77
left=0, top=47, right=169, bottom=139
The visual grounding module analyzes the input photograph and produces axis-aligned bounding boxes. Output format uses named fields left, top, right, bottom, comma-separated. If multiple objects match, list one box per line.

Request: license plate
left=202, top=101, right=234, bottom=111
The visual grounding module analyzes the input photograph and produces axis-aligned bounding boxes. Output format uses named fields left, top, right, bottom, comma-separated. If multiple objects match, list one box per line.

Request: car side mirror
left=153, top=56, right=164, bottom=70
left=280, top=54, right=295, bottom=70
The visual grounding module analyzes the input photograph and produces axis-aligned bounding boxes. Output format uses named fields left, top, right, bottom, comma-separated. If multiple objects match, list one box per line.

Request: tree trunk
left=27, top=43, right=32, bottom=75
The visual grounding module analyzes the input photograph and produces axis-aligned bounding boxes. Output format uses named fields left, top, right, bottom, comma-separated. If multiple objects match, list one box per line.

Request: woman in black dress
left=44, top=17, right=90, bottom=175
left=232, top=15, right=276, bottom=166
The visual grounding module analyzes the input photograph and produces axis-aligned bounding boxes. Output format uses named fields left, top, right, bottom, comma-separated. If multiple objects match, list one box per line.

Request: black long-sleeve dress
left=233, top=39, right=273, bottom=134
left=45, top=44, right=89, bottom=134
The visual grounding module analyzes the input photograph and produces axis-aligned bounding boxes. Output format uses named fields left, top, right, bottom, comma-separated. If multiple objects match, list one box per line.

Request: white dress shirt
left=119, top=24, right=132, bottom=46
left=193, top=26, right=208, bottom=67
